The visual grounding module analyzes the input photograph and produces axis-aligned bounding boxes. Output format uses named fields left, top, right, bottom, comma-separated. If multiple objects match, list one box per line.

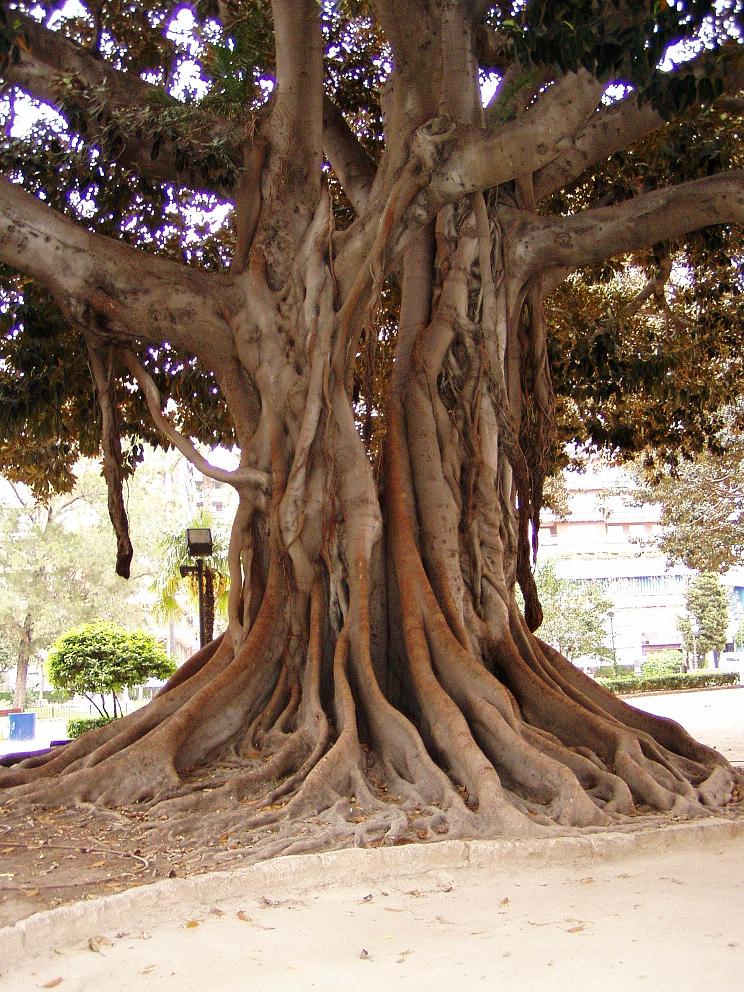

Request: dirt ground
left=1, top=688, right=742, bottom=940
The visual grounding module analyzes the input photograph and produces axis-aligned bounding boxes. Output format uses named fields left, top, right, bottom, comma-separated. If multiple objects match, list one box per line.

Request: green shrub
left=66, top=716, right=114, bottom=739
left=641, top=649, right=684, bottom=677
left=597, top=670, right=739, bottom=695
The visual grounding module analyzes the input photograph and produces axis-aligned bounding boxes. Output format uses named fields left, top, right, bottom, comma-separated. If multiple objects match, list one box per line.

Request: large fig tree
left=1, top=0, right=743, bottom=850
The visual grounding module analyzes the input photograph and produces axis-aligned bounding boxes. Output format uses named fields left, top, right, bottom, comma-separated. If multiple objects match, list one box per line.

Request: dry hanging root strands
left=0, top=0, right=743, bottom=856
left=84, top=340, right=133, bottom=579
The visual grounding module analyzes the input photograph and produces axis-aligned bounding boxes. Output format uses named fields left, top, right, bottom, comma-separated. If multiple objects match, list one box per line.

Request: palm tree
left=152, top=512, right=229, bottom=644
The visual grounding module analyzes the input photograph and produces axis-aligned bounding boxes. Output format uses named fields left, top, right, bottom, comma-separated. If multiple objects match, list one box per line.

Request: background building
left=538, top=464, right=744, bottom=673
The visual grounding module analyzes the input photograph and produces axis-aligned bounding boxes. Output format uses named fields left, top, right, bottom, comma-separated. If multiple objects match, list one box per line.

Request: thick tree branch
left=514, top=171, right=744, bottom=279
left=253, top=0, right=324, bottom=285
left=431, top=71, right=604, bottom=204
left=322, top=95, right=375, bottom=215
left=534, top=49, right=744, bottom=203
left=0, top=178, right=240, bottom=361
left=0, top=10, right=239, bottom=194
left=532, top=96, right=663, bottom=202
left=372, top=70, right=604, bottom=271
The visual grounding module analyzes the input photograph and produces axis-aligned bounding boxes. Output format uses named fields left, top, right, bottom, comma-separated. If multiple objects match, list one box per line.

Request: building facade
left=538, top=465, right=744, bottom=673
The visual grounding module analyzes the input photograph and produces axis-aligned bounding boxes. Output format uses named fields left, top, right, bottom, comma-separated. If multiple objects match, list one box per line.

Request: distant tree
left=634, top=418, right=744, bottom=573
left=0, top=637, right=13, bottom=675
left=0, top=470, right=150, bottom=708
left=47, top=620, right=174, bottom=719
left=533, top=562, right=614, bottom=666
left=678, top=573, right=730, bottom=669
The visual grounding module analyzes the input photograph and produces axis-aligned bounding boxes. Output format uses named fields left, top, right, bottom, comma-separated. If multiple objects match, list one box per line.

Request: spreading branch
left=253, top=0, right=324, bottom=284
left=322, top=95, right=375, bottom=215
left=515, top=171, right=744, bottom=279
left=0, top=177, right=241, bottom=361
left=0, top=9, right=240, bottom=195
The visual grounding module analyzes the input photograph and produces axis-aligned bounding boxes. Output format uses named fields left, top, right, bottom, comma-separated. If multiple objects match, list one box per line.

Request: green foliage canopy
left=0, top=0, right=742, bottom=509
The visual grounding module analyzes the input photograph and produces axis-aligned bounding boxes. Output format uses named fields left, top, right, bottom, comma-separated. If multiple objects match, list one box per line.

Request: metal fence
left=32, top=701, right=101, bottom=722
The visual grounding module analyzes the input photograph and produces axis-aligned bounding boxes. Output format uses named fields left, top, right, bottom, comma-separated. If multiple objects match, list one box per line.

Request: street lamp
left=180, top=528, right=213, bottom=648
left=608, top=609, right=618, bottom=677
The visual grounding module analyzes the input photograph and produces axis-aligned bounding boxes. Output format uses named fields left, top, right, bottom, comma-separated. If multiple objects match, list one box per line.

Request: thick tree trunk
left=1, top=231, right=739, bottom=848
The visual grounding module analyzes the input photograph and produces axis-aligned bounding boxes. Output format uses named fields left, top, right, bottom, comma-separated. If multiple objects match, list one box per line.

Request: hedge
left=66, top=716, right=114, bottom=739
left=597, top=671, right=739, bottom=695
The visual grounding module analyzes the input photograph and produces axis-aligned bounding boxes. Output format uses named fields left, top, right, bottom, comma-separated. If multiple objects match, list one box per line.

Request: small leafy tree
left=634, top=415, right=744, bottom=573
left=533, top=562, right=614, bottom=666
left=678, top=573, right=730, bottom=669
left=47, top=621, right=175, bottom=719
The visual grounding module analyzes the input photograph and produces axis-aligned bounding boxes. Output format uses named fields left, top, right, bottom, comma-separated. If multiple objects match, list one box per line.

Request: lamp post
left=608, top=609, right=618, bottom=677
left=179, top=528, right=213, bottom=648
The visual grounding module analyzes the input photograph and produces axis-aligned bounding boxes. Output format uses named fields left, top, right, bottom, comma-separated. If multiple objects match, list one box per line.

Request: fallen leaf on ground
left=88, top=935, right=112, bottom=954
left=40, top=980, right=63, bottom=989
left=567, top=925, right=585, bottom=933
left=236, top=910, right=252, bottom=922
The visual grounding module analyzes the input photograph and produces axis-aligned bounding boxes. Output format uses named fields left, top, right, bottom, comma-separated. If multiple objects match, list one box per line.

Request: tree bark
left=12, top=616, right=31, bottom=711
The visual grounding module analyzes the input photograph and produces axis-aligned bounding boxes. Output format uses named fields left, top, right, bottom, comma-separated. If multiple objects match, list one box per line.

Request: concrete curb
left=2, top=817, right=743, bottom=968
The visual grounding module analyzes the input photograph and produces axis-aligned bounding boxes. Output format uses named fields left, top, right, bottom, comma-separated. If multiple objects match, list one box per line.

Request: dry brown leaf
left=567, top=925, right=585, bottom=933
left=88, top=935, right=112, bottom=954
left=41, top=980, right=63, bottom=989
left=236, top=910, right=252, bottom=922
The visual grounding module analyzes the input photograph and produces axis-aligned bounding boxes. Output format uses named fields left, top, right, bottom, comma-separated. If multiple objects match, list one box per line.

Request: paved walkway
left=2, top=822, right=743, bottom=992
left=629, top=686, right=744, bottom=763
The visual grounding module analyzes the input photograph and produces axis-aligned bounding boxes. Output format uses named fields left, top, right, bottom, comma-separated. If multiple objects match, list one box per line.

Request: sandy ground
left=1, top=688, right=743, bottom=990
left=2, top=824, right=744, bottom=992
